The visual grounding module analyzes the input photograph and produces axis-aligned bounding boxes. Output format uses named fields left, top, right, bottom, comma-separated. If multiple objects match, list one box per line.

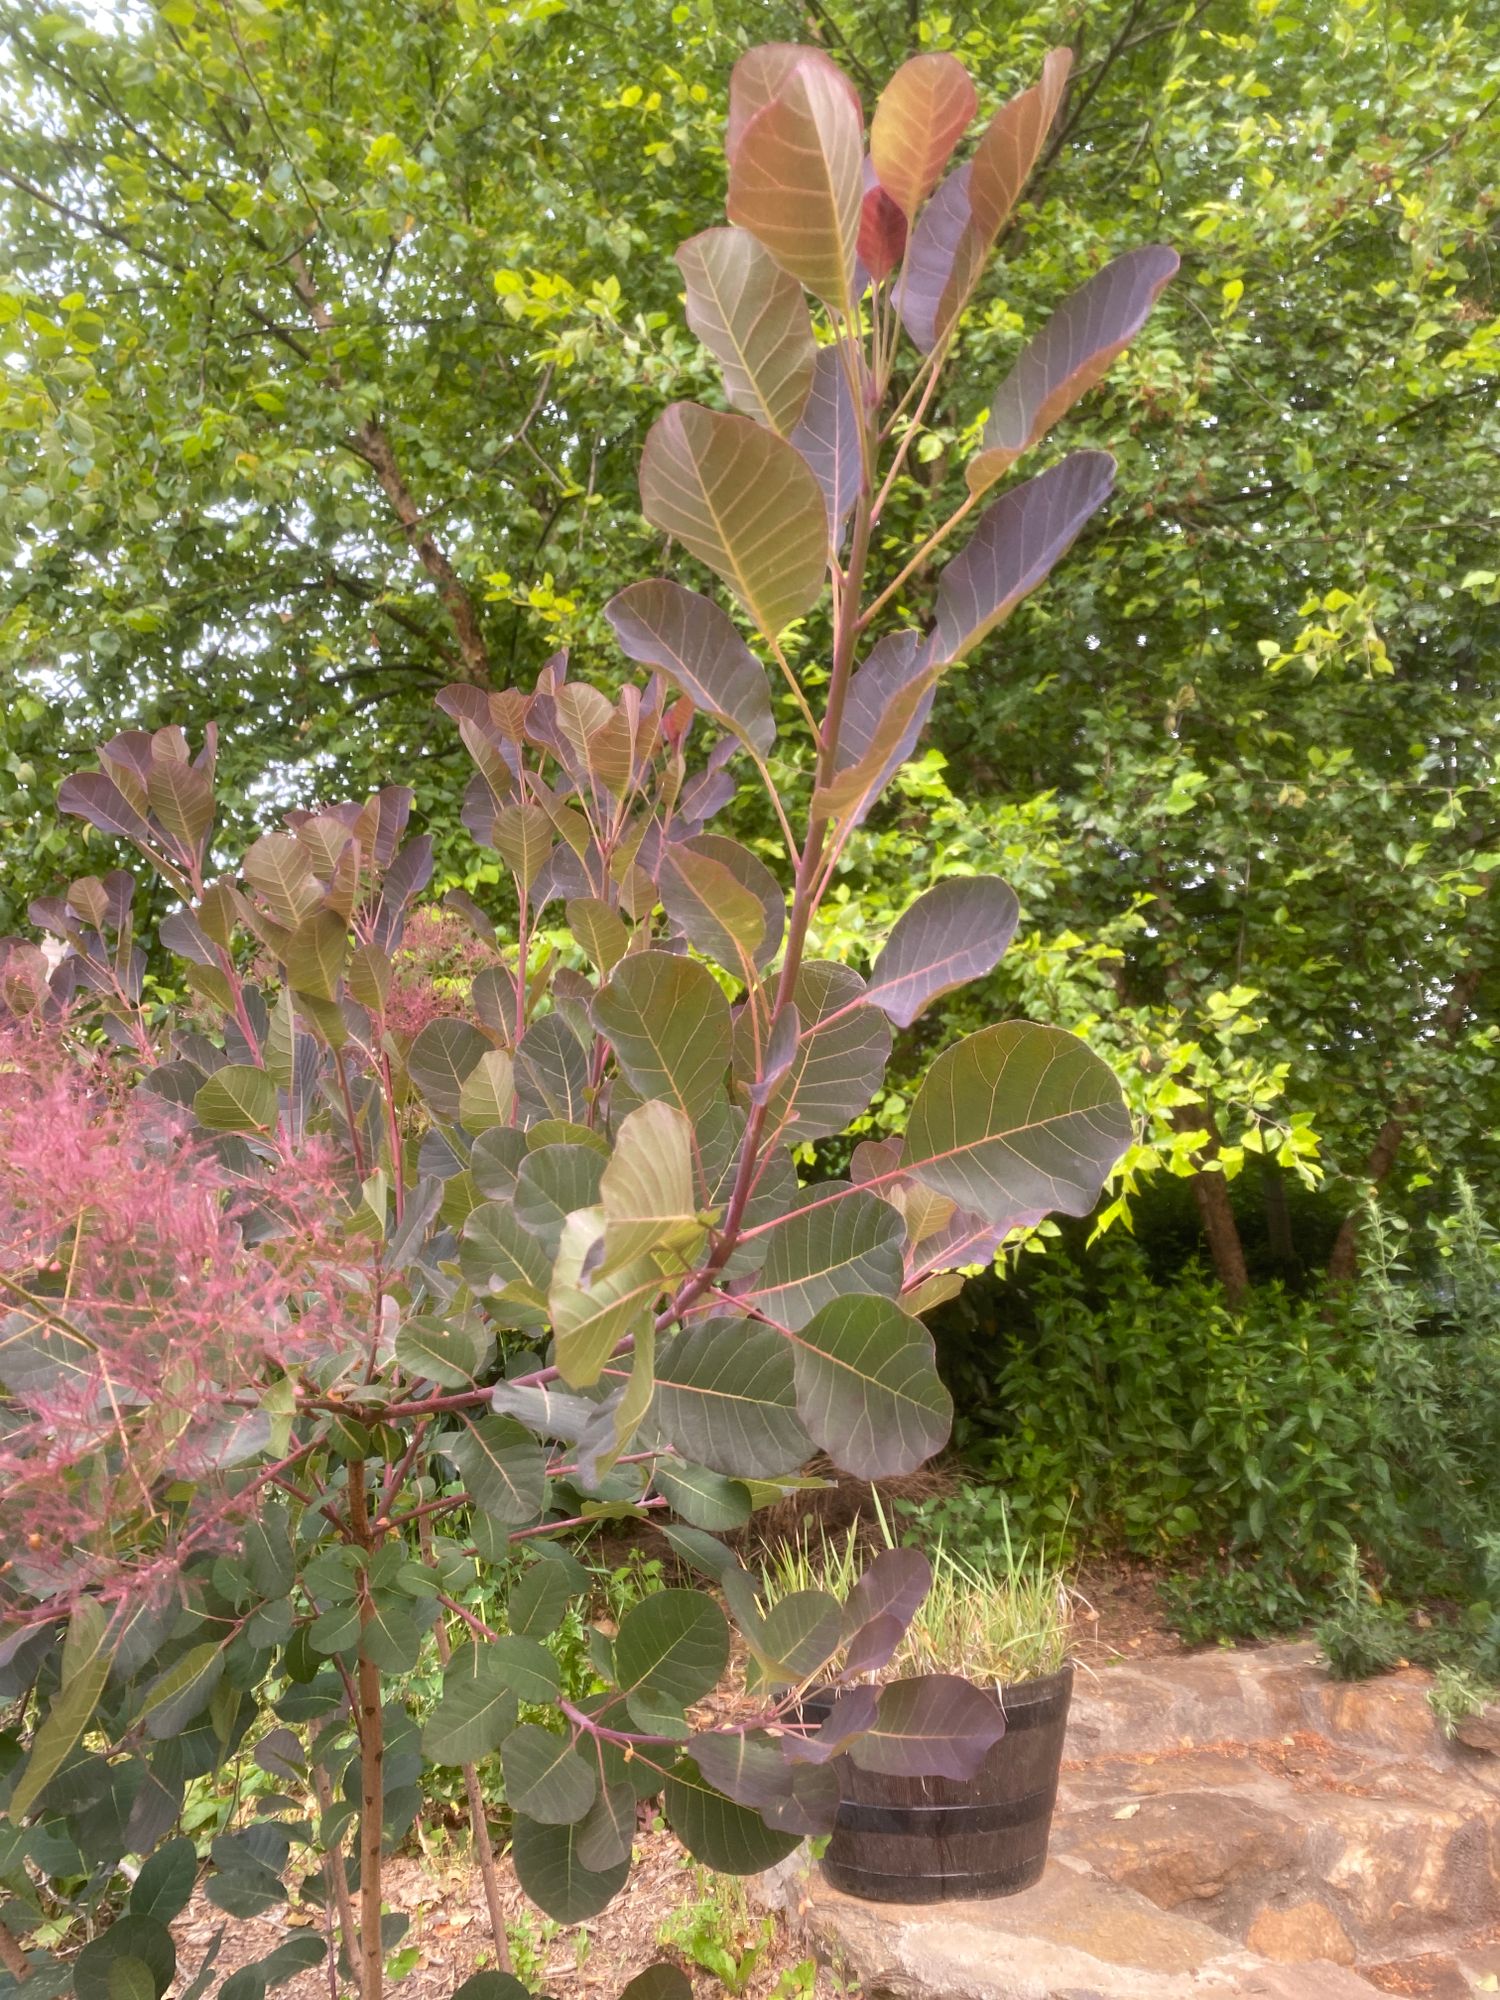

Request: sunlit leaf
left=598, top=1099, right=701, bottom=1273
left=727, top=58, right=862, bottom=311
left=870, top=52, right=977, bottom=218
left=675, top=226, right=816, bottom=434
left=639, top=404, right=827, bottom=642
left=967, top=49, right=1073, bottom=246
left=725, top=43, right=859, bottom=161
left=193, top=1065, right=277, bottom=1133
left=594, top=951, right=732, bottom=1121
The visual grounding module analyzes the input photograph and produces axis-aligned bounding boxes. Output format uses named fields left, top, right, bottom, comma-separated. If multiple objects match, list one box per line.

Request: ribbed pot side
left=818, top=1663, right=1074, bottom=1904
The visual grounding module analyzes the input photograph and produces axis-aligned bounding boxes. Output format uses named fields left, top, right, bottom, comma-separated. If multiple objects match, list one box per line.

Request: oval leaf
left=606, top=581, right=775, bottom=756
left=865, top=876, right=1021, bottom=1026
left=614, top=1591, right=730, bottom=1708
left=870, top=52, right=977, bottom=218
left=968, top=246, right=1180, bottom=495
left=792, top=1294, right=952, bottom=1477
left=511, top=1815, right=629, bottom=1923
left=193, top=1065, right=277, bottom=1134
left=676, top=226, right=817, bottom=434
left=727, top=57, right=863, bottom=311
left=930, top=450, right=1116, bottom=666
left=852, top=1673, right=1006, bottom=1780
left=638, top=404, right=828, bottom=642
left=593, top=951, right=732, bottom=1122
left=654, top=1318, right=812, bottom=1479
left=903, top=1020, right=1132, bottom=1224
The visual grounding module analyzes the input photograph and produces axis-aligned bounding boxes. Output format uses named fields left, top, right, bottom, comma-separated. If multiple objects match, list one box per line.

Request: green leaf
left=507, top=1559, right=581, bottom=1640
left=739, top=962, right=890, bottom=1143
left=394, top=1314, right=488, bottom=1389
left=663, top=1763, right=802, bottom=1874
left=511, top=1814, right=629, bottom=1923
left=594, top=951, right=732, bottom=1122
left=446, top=1414, right=545, bottom=1524
left=606, top=581, right=776, bottom=757
left=793, top=1294, right=952, bottom=1478
left=451, top=1977, right=530, bottom=2000
left=675, top=225, right=816, bottom=435
left=140, top=1642, right=224, bottom=1738
left=423, top=1644, right=524, bottom=1763
left=409, top=1018, right=492, bottom=1124
left=74, top=1918, right=176, bottom=2000
left=598, top=1099, right=701, bottom=1274
left=283, top=908, right=347, bottom=1000
left=613, top=1590, right=729, bottom=1708
left=745, top=1184, right=906, bottom=1331
left=638, top=404, right=828, bottom=643
left=8, top=1605, right=115, bottom=1820
left=458, top=1049, right=516, bottom=1134
left=756, top=1589, right=844, bottom=1686
left=458, top=1199, right=551, bottom=1311
left=193, top=1065, right=277, bottom=1133
left=575, top=1779, right=636, bottom=1871
left=902, top=1020, right=1132, bottom=1225
left=566, top=896, right=629, bottom=975
left=242, top=832, right=322, bottom=927
left=619, top=1968, right=693, bottom=2000
left=501, top=1725, right=597, bottom=1824
left=653, top=1460, right=752, bottom=1531
left=130, top=1837, right=197, bottom=1925
left=659, top=839, right=767, bottom=973
left=549, top=1210, right=661, bottom=1388
left=654, top=1318, right=811, bottom=1479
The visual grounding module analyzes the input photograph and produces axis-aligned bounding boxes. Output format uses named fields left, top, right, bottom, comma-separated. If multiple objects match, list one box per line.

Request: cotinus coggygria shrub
left=0, top=37, right=1173, bottom=2000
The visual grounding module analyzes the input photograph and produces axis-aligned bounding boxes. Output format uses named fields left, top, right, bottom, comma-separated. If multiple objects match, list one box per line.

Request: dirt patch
left=171, top=1831, right=819, bottom=2000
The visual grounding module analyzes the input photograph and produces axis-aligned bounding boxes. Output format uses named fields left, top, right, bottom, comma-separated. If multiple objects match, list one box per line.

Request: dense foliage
left=3, top=0, right=1496, bottom=1270
left=0, top=33, right=1168, bottom=2000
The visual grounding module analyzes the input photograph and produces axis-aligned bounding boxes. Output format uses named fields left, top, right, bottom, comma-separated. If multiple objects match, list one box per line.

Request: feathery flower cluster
left=0, top=1015, right=366, bottom=1613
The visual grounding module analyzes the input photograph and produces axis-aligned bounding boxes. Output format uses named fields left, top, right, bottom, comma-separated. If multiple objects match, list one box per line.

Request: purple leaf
left=851, top=1674, right=1006, bottom=1780
left=819, top=631, right=939, bottom=825
left=931, top=450, right=1116, bottom=665
left=897, top=164, right=984, bottom=353
left=969, top=246, right=1179, bottom=493
left=781, top=1685, right=878, bottom=1764
left=607, top=581, right=776, bottom=756
left=790, top=346, right=865, bottom=545
left=57, top=772, right=155, bottom=847
left=864, top=876, right=1021, bottom=1026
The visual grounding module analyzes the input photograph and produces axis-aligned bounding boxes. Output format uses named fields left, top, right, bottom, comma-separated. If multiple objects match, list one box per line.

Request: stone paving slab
left=756, top=1644, right=1500, bottom=2000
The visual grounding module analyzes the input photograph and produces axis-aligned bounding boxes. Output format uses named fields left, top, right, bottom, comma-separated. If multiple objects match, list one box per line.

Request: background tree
left=4, top=0, right=1498, bottom=1265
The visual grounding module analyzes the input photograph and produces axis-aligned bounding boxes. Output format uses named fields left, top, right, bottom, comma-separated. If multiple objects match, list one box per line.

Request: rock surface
left=757, top=1644, right=1500, bottom=2000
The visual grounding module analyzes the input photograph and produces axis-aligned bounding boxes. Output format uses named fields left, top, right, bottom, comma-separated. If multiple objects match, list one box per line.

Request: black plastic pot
left=814, top=1663, right=1074, bottom=1904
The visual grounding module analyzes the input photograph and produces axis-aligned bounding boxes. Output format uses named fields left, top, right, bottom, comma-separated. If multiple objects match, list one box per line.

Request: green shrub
left=952, top=1182, right=1500, bottom=1662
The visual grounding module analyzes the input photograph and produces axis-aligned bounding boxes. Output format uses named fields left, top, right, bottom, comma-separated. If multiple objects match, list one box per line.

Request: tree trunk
left=1190, top=1165, right=1250, bottom=1305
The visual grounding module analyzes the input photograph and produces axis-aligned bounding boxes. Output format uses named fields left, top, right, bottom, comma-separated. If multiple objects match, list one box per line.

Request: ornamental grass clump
left=0, top=35, right=1172, bottom=2000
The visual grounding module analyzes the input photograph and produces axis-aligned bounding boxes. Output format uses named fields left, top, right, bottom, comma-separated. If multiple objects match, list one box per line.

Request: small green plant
left=505, top=1909, right=561, bottom=1993
left=657, top=1869, right=772, bottom=1996
left=760, top=1492, right=1072, bottom=1687
left=1314, top=1550, right=1411, bottom=1681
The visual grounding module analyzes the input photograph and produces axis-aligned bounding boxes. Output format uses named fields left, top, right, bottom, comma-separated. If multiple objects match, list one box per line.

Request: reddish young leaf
left=870, top=52, right=977, bottom=219
left=725, top=43, right=861, bottom=162
left=727, top=58, right=863, bottom=313
left=967, top=48, right=1073, bottom=244
left=858, top=176, right=908, bottom=281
